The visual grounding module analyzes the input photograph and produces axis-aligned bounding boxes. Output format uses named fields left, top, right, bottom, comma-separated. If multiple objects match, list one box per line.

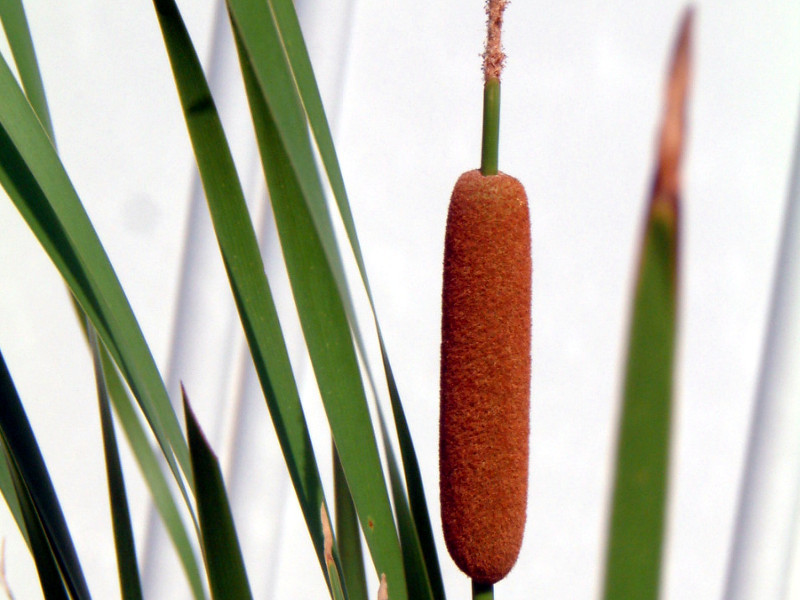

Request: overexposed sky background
left=0, top=1, right=799, bottom=599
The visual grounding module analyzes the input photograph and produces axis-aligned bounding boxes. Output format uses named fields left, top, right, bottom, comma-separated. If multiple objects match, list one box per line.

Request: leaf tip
left=320, top=503, right=334, bottom=564
left=655, top=5, right=694, bottom=202
left=377, top=573, right=388, bottom=600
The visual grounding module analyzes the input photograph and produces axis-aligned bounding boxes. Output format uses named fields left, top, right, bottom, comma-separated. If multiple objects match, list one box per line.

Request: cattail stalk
left=440, top=1, right=529, bottom=595
left=480, top=0, right=507, bottom=175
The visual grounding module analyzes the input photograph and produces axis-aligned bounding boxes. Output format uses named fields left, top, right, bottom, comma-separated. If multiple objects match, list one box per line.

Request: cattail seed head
left=439, top=169, right=531, bottom=584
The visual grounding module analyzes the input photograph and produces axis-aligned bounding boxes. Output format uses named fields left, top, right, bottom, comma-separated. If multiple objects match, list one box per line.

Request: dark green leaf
left=99, top=348, right=206, bottom=600
left=0, top=349, right=90, bottom=599
left=0, top=426, right=27, bottom=550
left=0, top=51, right=193, bottom=506
left=234, top=29, right=407, bottom=599
left=239, top=6, right=444, bottom=593
left=334, top=445, right=367, bottom=600
left=4, top=446, right=69, bottom=600
left=184, top=389, right=253, bottom=600
left=91, top=329, right=144, bottom=600
left=150, top=0, right=332, bottom=584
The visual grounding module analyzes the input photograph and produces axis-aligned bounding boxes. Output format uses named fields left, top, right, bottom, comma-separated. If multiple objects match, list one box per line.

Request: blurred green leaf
left=184, top=389, right=253, bottom=600
left=0, top=349, right=90, bottom=599
left=603, top=192, right=678, bottom=600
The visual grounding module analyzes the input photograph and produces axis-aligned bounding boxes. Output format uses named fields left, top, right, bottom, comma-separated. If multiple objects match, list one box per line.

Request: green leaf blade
left=184, top=390, right=253, bottom=600
left=334, top=445, right=368, bottom=600
left=151, top=0, right=333, bottom=586
left=100, top=347, right=206, bottom=600
left=602, top=194, right=678, bottom=600
left=0, top=51, right=193, bottom=504
left=92, top=330, right=144, bottom=600
left=5, top=450, right=70, bottom=600
left=0, top=0, right=55, bottom=140
left=0, top=349, right=91, bottom=600
left=234, top=34, right=407, bottom=599
left=244, top=7, right=444, bottom=594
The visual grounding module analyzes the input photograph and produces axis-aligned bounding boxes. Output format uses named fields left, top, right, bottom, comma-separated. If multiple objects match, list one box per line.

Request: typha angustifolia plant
left=1, top=2, right=797, bottom=600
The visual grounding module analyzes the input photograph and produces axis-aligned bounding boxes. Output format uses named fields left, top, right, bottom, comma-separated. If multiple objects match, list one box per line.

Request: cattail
left=439, top=0, right=531, bottom=587
left=439, top=0, right=530, bottom=587
left=439, top=168, right=531, bottom=585
left=439, top=0, right=530, bottom=588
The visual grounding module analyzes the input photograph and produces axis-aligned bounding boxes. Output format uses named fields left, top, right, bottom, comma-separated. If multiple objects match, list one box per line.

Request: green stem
left=472, top=581, right=494, bottom=600
left=480, top=77, right=501, bottom=175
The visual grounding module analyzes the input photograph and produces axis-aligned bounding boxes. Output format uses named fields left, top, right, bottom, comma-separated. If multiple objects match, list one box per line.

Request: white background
left=0, top=1, right=799, bottom=598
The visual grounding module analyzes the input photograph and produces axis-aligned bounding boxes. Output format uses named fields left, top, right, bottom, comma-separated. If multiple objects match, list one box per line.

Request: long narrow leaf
left=91, top=329, right=144, bottom=600
left=99, top=347, right=206, bottom=600
left=150, top=0, right=333, bottom=584
left=0, top=422, right=27, bottom=551
left=380, top=341, right=445, bottom=600
left=603, top=192, right=678, bottom=600
left=4, top=445, right=69, bottom=600
left=0, top=2, right=63, bottom=562
left=334, top=445, right=367, bottom=600
left=224, top=0, right=349, bottom=305
left=184, top=389, right=253, bottom=600
left=0, top=10, right=205, bottom=597
left=377, top=410, right=434, bottom=600
left=0, top=0, right=54, bottom=139
left=602, top=11, right=690, bottom=599
left=264, top=0, right=366, bottom=283
left=243, top=5, right=444, bottom=591
left=234, top=29, right=407, bottom=599
left=0, top=349, right=90, bottom=599
left=0, top=51, right=193, bottom=504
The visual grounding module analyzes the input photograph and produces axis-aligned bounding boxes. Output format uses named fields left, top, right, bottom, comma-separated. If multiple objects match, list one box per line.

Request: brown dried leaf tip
left=483, top=0, right=509, bottom=81
left=377, top=574, right=388, bottom=600
left=320, top=503, right=334, bottom=565
left=656, top=6, right=693, bottom=201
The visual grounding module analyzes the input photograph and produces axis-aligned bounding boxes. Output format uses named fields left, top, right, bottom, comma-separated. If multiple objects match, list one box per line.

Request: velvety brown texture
left=439, top=169, right=531, bottom=584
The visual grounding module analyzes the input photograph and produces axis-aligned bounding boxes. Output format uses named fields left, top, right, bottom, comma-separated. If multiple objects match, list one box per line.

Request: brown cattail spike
left=439, top=169, right=531, bottom=584
left=483, top=0, right=509, bottom=82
